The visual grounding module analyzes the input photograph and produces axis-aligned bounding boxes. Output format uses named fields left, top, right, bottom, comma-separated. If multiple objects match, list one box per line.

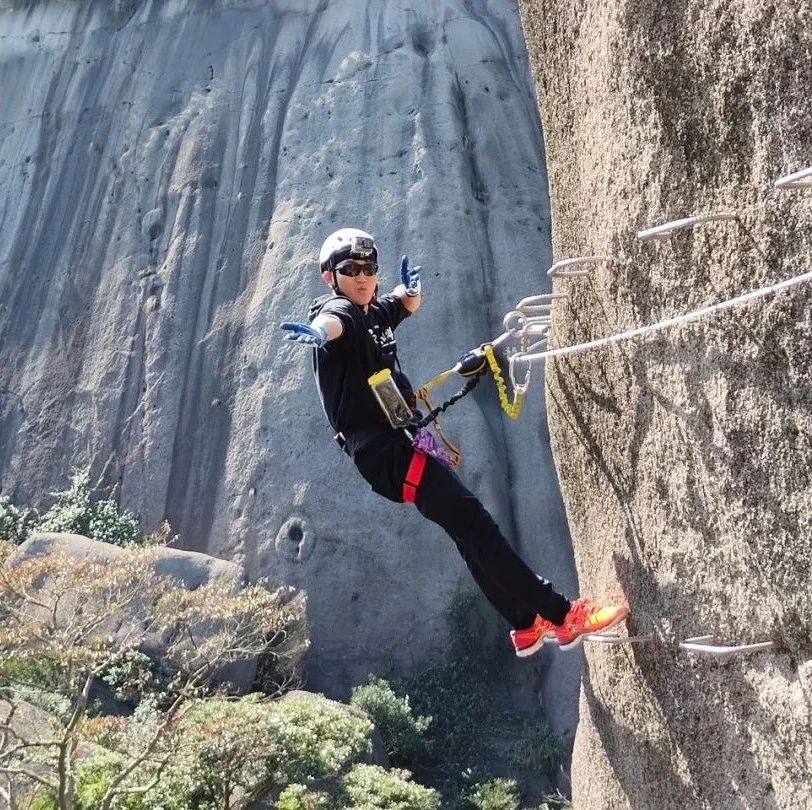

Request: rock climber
left=280, top=227, right=628, bottom=657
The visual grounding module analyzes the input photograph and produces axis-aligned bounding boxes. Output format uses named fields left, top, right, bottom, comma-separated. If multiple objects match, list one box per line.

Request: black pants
left=353, top=430, right=570, bottom=630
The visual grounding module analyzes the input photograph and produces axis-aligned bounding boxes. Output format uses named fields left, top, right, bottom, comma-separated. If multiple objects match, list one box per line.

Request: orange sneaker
left=555, top=598, right=629, bottom=650
left=511, top=615, right=558, bottom=658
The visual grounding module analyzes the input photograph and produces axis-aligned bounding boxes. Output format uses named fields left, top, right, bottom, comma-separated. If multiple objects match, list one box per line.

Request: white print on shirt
left=368, top=324, right=396, bottom=356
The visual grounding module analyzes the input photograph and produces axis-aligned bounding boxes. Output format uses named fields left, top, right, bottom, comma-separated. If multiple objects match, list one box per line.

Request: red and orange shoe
left=555, top=598, right=629, bottom=650
left=511, top=615, right=558, bottom=658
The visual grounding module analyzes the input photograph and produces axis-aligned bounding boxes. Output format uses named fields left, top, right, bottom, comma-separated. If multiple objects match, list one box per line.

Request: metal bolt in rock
left=637, top=212, right=738, bottom=241
left=546, top=256, right=614, bottom=277
left=774, top=166, right=812, bottom=189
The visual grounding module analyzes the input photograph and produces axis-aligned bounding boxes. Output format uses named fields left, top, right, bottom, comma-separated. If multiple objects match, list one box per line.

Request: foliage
left=0, top=498, right=568, bottom=810
left=0, top=468, right=145, bottom=547
left=0, top=546, right=307, bottom=809
left=533, top=791, right=572, bottom=810
left=465, top=778, right=573, bottom=810
left=267, top=695, right=373, bottom=785
left=512, top=718, right=565, bottom=777
left=35, top=468, right=141, bottom=546
left=400, top=590, right=503, bottom=796
left=340, top=763, right=441, bottom=810
left=351, top=676, right=432, bottom=767
left=0, top=494, right=37, bottom=544
left=26, top=694, right=375, bottom=810
left=377, top=590, right=568, bottom=809
left=467, top=777, right=521, bottom=810
left=277, top=783, right=332, bottom=810
left=0, top=654, right=73, bottom=721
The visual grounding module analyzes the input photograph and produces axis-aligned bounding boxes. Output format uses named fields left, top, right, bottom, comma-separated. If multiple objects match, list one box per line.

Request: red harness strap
left=403, top=449, right=428, bottom=504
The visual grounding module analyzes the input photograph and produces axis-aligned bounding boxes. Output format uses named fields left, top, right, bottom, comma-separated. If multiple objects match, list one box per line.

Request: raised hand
left=280, top=321, right=327, bottom=348
left=400, top=255, right=422, bottom=297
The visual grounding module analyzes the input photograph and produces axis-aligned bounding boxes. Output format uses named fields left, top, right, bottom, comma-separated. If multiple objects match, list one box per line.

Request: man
left=281, top=227, right=628, bottom=657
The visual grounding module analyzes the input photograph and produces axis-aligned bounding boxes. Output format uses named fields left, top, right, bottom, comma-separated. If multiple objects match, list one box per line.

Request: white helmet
left=319, top=228, right=378, bottom=274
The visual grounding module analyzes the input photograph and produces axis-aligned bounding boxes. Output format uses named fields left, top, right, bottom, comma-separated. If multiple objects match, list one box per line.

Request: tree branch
left=0, top=764, right=57, bottom=791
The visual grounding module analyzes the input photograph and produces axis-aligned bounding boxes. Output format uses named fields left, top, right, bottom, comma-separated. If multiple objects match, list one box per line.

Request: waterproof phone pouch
left=368, top=369, right=414, bottom=429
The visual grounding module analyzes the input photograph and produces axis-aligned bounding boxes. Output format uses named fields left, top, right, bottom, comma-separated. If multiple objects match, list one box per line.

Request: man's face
left=323, top=261, right=377, bottom=307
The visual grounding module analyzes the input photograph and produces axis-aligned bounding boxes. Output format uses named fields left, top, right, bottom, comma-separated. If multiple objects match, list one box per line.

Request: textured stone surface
left=0, top=0, right=580, bottom=742
left=518, top=1, right=812, bottom=807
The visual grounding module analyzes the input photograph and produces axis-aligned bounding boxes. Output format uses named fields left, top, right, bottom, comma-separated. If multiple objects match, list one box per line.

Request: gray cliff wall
left=0, top=0, right=580, bottom=738
left=518, top=1, right=812, bottom=808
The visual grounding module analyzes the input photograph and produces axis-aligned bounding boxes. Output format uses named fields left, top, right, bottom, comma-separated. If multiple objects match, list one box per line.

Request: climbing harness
left=402, top=448, right=428, bottom=504
left=411, top=424, right=458, bottom=467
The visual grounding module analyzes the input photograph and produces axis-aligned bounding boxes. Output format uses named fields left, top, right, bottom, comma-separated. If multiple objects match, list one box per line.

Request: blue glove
left=281, top=321, right=327, bottom=348
left=400, top=255, right=422, bottom=297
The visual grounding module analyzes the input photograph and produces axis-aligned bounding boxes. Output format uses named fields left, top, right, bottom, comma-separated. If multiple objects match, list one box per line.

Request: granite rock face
left=0, top=0, right=580, bottom=741
left=518, top=1, right=812, bottom=807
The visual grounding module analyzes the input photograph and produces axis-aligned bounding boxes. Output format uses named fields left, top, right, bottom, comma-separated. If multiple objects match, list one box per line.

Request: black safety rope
left=414, top=370, right=486, bottom=430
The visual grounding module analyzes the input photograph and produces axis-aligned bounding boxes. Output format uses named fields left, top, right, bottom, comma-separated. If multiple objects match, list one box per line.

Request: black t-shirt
left=308, top=293, right=413, bottom=442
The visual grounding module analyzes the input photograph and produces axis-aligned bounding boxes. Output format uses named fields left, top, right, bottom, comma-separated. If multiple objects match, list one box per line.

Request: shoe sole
left=557, top=607, right=629, bottom=651
left=515, top=633, right=558, bottom=658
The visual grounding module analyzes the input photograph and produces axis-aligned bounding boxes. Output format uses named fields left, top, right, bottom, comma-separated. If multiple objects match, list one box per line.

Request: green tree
left=351, top=677, right=432, bottom=766
left=0, top=542, right=306, bottom=809
left=467, top=778, right=521, bottom=810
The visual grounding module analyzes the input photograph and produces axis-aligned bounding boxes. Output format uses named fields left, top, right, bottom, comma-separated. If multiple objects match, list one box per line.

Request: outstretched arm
left=281, top=314, right=344, bottom=348
left=394, top=255, right=422, bottom=314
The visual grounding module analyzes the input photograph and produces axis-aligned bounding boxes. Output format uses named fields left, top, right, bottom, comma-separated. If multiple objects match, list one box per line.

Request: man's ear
left=322, top=270, right=339, bottom=293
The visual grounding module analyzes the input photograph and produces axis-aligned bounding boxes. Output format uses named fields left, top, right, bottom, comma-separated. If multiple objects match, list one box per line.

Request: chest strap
left=403, top=449, right=428, bottom=504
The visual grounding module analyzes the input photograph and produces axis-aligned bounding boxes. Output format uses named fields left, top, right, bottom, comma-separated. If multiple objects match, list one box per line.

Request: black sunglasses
left=335, top=259, right=379, bottom=277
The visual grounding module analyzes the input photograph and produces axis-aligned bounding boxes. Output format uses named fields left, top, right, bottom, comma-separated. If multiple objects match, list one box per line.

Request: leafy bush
left=512, top=718, right=565, bottom=777
left=351, top=676, right=432, bottom=766
left=74, top=751, right=145, bottom=810
left=382, top=591, right=568, bottom=808
left=28, top=750, right=142, bottom=810
left=0, top=468, right=142, bottom=546
left=0, top=493, right=37, bottom=543
left=1, top=544, right=307, bottom=809
left=467, top=777, right=521, bottom=810
left=0, top=655, right=72, bottom=720
left=0, top=655, right=64, bottom=691
left=36, top=468, right=141, bottom=546
left=401, top=591, right=502, bottom=793
left=28, top=694, right=374, bottom=810
left=340, top=763, right=441, bottom=810
left=277, top=783, right=332, bottom=810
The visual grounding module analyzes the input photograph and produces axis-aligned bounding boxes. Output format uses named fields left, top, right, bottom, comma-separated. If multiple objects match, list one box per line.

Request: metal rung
left=679, top=635, right=774, bottom=660
left=774, top=167, right=812, bottom=189
left=547, top=256, right=614, bottom=277
left=516, top=293, right=568, bottom=308
left=522, top=338, right=548, bottom=355
left=524, top=322, right=550, bottom=334
left=637, top=213, right=738, bottom=241
left=583, top=633, right=655, bottom=645
left=502, top=311, right=527, bottom=333
left=502, top=311, right=551, bottom=333
left=519, top=304, right=554, bottom=315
